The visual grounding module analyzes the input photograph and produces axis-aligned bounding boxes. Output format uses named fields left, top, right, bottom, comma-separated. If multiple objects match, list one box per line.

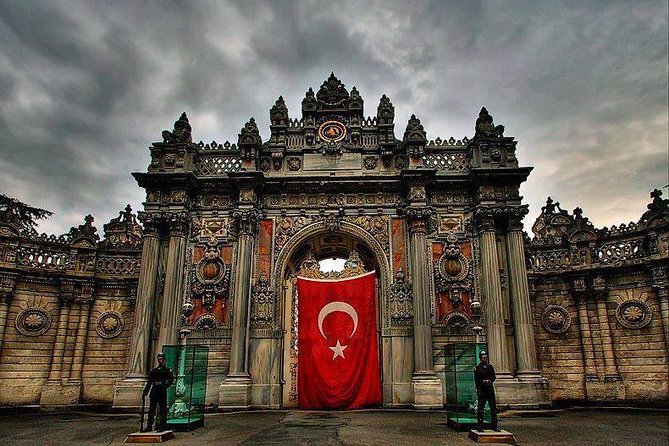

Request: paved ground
left=0, top=409, right=666, bottom=446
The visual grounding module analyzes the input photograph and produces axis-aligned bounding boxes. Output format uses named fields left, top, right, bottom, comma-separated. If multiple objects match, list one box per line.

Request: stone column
left=41, top=286, right=77, bottom=407
left=47, top=292, right=72, bottom=382
left=478, top=216, right=512, bottom=375
left=69, top=297, right=93, bottom=382
left=126, top=224, right=161, bottom=378
left=506, top=219, right=541, bottom=377
left=405, top=205, right=443, bottom=409
left=593, top=277, right=620, bottom=381
left=0, top=273, right=16, bottom=354
left=574, top=284, right=598, bottom=380
left=113, top=221, right=162, bottom=409
left=157, top=217, right=189, bottom=350
left=220, top=208, right=259, bottom=409
left=650, top=266, right=669, bottom=351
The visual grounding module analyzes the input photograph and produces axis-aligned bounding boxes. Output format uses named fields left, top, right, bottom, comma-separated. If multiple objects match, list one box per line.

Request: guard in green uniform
left=474, top=350, right=500, bottom=432
left=143, top=352, right=174, bottom=432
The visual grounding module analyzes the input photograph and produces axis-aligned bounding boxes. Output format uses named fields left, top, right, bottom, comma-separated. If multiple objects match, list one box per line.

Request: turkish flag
left=297, top=271, right=382, bottom=409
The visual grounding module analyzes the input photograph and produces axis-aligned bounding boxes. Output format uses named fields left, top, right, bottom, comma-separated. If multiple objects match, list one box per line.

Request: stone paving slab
left=0, top=409, right=666, bottom=446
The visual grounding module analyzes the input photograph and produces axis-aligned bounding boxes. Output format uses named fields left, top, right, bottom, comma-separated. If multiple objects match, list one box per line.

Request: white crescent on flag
left=317, top=301, right=358, bottom=339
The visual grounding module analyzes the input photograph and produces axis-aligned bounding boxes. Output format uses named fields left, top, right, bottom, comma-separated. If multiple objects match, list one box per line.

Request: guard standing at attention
left=143, top=352, right=174, bottom=432
left=474, top=350, right=500, bottom=432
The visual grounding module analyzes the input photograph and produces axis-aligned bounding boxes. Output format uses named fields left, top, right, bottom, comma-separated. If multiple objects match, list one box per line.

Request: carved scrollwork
left=194, top=313, right=220, bottom=330
left=251, top=275, right=275, bottom=326
left=443, top=311, right=470, bottom=330
left=616, top=300, right=652, bottom=329
left=191, top=238, right=230, bottom=310
left=389, top=269, right=413, bottom=325
left=15, top=307, right=51, bottom=336
left=399, top=205, right=436, bottom=234
left=542, top=305, right=571, bottom=334
left=96, top=311, right=124, bottom=338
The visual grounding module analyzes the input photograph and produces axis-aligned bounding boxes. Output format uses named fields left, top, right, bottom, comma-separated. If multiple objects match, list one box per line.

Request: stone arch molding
left=272, top=220, right=392, bottom=328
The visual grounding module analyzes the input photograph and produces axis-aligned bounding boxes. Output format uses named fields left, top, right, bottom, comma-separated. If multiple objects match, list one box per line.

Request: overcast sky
left=0, top=0, right=667, bottom=236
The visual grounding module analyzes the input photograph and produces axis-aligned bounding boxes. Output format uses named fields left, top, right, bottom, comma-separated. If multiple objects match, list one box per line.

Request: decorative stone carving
left=287, top=157, right=302, bottom=171
left=363, top=156, right=377, bottom=170
left=162, top=112, right=192, bottom=144
left=389, top=269, right=413, bottom=325
left=443, top=311, right=469, bottom=330
left=191, top=238, right=230, bottom=309
left=616, top=300, right=652, bottom=329
left=251, top=275, right=275, bottom=326
left=15, top=307, right=51, bottom=336
left=96, top=311, right=124, bottom=338
left=542, top=305, right=571, bottom=334
left=400, top=205, right=436, bottom=234
left=474, top=107, right=505, bottom=138
left=232, top=209, right=261, bottom=236
left=194, top=313, right=220, bottom=330
left=102, top=205, right=142, bottom=248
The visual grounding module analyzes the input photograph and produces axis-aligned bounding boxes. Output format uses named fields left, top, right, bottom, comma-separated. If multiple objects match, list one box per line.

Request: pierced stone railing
left=16, top=246, right=71, bottom=271
left=423, top=152, right=470, bottom=171
left=594, top=238, right=645, bottom=265
left=96, top=256, right=141, bottom=275
left=361, top=133, right=378, bottom=148
left=194, top=155, right=242, bottom=175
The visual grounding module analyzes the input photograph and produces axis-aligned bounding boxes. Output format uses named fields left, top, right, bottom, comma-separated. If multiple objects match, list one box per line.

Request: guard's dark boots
left=493, top=426, right=501, bottom=432
left=476, top=424, right=484, bottom=432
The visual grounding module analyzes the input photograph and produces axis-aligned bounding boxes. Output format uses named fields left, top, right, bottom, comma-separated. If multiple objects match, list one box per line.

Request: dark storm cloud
left=0, top=0, right=666, bottom=235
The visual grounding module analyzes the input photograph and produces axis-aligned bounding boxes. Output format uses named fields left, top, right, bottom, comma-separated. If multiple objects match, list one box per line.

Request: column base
left=219, top=375, right=252, bottom=410
left=494, top=376, right=550, bottom=409
left=112, top=376, right=147, bottom=411
left=411, top=373, right=443, bottom=409
left=40, top=381, right=81, bottom=409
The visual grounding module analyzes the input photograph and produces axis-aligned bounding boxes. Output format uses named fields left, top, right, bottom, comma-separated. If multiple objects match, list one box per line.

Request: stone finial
left=66, top=214, right=99, bottom=245
left=270, top=96, right=288, bottom=125
left=103, top=204, right=142, bottom=248
left=162, top=112, right=192, bottom=144
left=475, top=106, right=505, bottom=138
left=377, top=94, right=395, bottom=124
left=316, top=72, right=349, bottom=105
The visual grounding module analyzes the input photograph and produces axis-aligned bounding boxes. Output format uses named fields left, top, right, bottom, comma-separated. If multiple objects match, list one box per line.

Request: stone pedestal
left=39, top=382, right=81, bottom=408
left=125, top=430, right=175, bottom=443
left=218, top=376, right=252, bottom=410
left=113, top=378, right=148, bottom=410
left=411, top=373, right=443, bottom=409
left=493, top=377, right=550, bottom=409
left=468, top=429, right=517, bottom=444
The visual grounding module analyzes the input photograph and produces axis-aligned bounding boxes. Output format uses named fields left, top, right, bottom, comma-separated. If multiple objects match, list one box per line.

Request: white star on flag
left=328, top=339, right=348, bottom=360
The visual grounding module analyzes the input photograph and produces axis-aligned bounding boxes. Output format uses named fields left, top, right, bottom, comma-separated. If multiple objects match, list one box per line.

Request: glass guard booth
left=444, top=343, right=491, bottom=430
left=162, top=344, right=209, bottom=431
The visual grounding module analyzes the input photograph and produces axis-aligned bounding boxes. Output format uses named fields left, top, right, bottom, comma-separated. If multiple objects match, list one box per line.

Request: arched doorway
left=272, top=222, right=392, bottom=408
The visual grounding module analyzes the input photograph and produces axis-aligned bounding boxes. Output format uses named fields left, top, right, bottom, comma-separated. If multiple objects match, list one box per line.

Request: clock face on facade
left=318, top=120, right=347, bottom=143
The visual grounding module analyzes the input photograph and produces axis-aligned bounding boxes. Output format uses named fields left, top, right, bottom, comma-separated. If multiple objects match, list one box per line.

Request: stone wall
left=0, top=205, right=142, bottom=407
left=527, top=191, right=669, bottom=405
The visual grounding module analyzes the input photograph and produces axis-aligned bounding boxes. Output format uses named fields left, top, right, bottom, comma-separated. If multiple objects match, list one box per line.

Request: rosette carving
left=15, top=307, right=51, bottom=336
left=541, top=305, right=571, bottom=334
left=96, top=311, right=124, bottom=338
left=616, top=300, right=652, bottom=329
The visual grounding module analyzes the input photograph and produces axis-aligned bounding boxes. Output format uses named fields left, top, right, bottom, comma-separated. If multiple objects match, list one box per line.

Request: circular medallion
left=16, top=307, right=51, bottom=336
left=542, top=305, right=571, bottom=334
left=96, top=311, right=124, bottom=338
left=616, top=300, right=652, bottom=329
left=444, top=311, right=469, bottom=329
left=195, top=258, right=227, bottom=285
left=318, top=120, right=347, bottom=143
left=437, top=253, right=469, bottom=282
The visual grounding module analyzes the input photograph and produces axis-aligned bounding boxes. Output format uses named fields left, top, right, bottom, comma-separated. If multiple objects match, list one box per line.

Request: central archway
left=272, top=221, right=392, bottom=408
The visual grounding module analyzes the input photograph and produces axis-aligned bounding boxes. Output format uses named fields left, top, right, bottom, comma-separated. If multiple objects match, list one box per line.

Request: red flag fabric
left=297, top=271, right=382, bottom=409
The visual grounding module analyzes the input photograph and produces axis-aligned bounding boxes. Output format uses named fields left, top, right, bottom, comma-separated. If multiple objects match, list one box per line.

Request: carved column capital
left=400, top=205, right=435, bottom=234
left=232, top=208, right=262, bottom=236
left=650, top=265, right=668, bottom=299
left=0, top=272, right=17, bottom=305
left=166, top=211, right=190, bottom=237
left=571, top=275, right=588, bottom=295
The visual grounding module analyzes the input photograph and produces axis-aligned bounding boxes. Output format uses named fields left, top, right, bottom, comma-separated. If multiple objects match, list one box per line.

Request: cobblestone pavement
left=0, top=409, right=666, bottom=446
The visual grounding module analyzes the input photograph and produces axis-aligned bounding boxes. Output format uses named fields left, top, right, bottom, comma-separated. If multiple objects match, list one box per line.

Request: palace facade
left=0, top=74, right=667, bottom=410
